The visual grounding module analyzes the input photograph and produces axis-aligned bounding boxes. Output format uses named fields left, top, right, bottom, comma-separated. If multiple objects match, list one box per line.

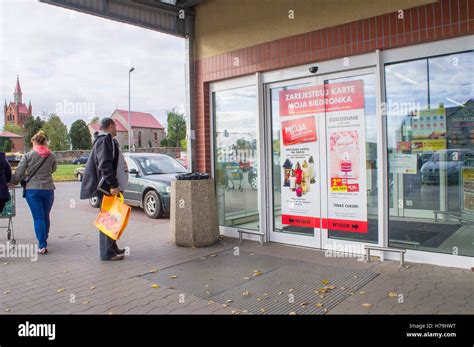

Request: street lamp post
left=128, top=67, right=135, bottom=152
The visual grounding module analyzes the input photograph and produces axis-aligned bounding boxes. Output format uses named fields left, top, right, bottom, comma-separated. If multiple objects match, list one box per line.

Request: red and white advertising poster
left=278, top=79, right=367, bottom=233
left=279, top=91, right=320, bottom=229
left=325, top=80, right=368, bottom=233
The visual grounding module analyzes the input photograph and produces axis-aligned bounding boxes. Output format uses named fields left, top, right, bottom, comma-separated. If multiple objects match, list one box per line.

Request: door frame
left=263, top=67, right=382, bottom=253
left=264, top=76, right=322, bottom=248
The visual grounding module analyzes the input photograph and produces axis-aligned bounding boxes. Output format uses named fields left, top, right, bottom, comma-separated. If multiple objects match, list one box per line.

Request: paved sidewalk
left=0, top=183, right=472, bottom=315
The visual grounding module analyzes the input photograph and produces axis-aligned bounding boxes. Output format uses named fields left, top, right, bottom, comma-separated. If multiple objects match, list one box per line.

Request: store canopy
left=39, top=0, right=202, bottom=38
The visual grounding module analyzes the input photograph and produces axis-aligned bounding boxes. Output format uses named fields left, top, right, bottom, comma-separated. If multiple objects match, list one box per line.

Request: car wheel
left=250, top=175, right=258, bottom=190
left=143, top=190, right=163, bottom=219
left=89, top=196, right=100, bottom=208
left=77, top=173, right=83, bottom=182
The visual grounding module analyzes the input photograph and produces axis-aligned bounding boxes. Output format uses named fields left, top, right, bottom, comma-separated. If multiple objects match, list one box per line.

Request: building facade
left=4, top=76, right=32, bottom=128
left=0, top=131, right=24, bottom=153
left=111, top=109, right=166, bottom=149
left=192, top=0, right=474, bottom=269
left=88, top=110, right=166, bottom=149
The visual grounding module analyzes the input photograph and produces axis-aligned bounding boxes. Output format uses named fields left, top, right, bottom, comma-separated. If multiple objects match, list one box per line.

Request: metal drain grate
left=143, top=248, right=379, bottom=315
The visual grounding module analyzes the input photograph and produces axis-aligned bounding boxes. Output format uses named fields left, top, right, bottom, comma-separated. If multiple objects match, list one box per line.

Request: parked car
left=420, top=149, right=474, bottom=185
left=88, top=153, right=187, bottom=219
left=71, top=155, right=89, bottom=165
left=248, top=165, right=258, bottom=190
left=75, top=167, right=85, bottom=182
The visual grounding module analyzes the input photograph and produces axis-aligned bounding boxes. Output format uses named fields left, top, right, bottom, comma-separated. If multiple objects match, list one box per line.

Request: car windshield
left=135, top=156, right=187, bottom=175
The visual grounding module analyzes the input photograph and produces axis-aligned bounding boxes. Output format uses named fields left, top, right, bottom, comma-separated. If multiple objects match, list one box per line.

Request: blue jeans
left=25, top=189, right=54, bottom=249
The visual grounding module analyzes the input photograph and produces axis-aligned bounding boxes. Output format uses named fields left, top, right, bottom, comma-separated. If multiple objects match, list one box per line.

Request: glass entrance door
left=266, top=68, right=377, bottom=250
left=267, top=77, right=321, bottom=248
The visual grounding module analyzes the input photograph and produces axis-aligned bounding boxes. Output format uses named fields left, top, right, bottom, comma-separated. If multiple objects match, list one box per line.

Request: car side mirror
left=129, top=168, right=139, bottom=176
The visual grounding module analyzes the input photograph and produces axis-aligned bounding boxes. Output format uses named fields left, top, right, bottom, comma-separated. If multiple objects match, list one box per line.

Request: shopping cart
left=225, top=162, right=244, bottom=192
left=0, top=188, right=16, bottom=248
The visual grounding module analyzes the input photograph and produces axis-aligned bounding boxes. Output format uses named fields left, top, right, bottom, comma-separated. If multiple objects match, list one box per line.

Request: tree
left=160, top=138, right=168, bottom=147
left=69, top=119, right=92, bottom=150
left=4, top=123, right=23, bottom=135
left=24, top=116, right=45, bottom=151
left=180, top=139, right=187, bottom=151
left=165, top=109, right=186, bottom=148
left=3, top=139, right=12, bottom=152
left=89, top=116, right=100, bottom=125
left=43, top=114, right=69, bottom=151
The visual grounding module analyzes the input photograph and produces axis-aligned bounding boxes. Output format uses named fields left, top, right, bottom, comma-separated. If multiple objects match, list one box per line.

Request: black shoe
left=115, top=248, right=126, bottom=255
left=108, top=254, right=124, bottom=261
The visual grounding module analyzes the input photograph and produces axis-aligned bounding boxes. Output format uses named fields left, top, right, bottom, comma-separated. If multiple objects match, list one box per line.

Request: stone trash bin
left=170, top=174, right=220, bottom=247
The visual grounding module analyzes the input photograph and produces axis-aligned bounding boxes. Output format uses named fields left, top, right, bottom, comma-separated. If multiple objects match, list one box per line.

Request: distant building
left=88, top=119, right=128, bottom=144
left=4, top=76, right=32, bottom=128
left=111, top=109, right=165, bottom=149
left=0, top=131, right=24, bottom=153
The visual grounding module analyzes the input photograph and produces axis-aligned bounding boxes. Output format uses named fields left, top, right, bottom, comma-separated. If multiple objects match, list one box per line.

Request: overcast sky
left=0, top=0, right=185, bottom=129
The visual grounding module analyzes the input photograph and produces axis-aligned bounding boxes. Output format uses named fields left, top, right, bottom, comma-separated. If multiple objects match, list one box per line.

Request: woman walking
left=11, top=131, right=57, bottom=254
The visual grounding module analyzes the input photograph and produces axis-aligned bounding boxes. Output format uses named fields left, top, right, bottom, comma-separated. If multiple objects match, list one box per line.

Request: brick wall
left=194, top=0, right=474, bottom=173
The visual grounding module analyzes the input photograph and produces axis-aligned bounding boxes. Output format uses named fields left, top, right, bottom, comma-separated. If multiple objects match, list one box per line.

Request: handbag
left=94, top=193, right=131, bottom=241
left=21, top=154, right=50, bottom=198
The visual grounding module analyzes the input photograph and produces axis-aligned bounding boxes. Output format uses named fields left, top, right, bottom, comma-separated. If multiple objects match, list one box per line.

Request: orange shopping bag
left=94, top=193, right=131, bottom=241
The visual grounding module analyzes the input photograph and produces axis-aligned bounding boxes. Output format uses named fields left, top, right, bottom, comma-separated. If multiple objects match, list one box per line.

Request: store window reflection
left=386, top=50, right=474, bottom=257
left=213, top=86, right=259, bottom=230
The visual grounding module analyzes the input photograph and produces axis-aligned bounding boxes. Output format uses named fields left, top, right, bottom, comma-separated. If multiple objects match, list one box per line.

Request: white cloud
left=0, top=0, right=185, bottom=129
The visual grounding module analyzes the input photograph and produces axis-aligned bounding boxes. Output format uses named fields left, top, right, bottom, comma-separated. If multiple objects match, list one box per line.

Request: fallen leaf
left=208, top=301, right=214, bottom=305
left=242, top=291, right=250, bottom=297
left=315, top=303, right=323, bottom=308
left=327, top=285, right=336, bottom=290
left=210, top=254, right=217, bottom=257
left=288, top=288, right=294, bottom=293
left=260, top=308, right=266, bottom=313
left=231, top=310, right=240, bottom=315
left=242, top=310, right=248, bottom=313
left=300, top=302, right=308, bottom=307
left=323, top=308, right=328, bottom=313
left=148, top=269, right=159, bottom=274
left=169, top=275, right=178, bottom=279
left=82, top=301, right=90, bottom=305
left=3, top=262, right=9, bottom=265
left=3, top=290, right=10, bottom=295
left=253, top=270, right=262, bottom=277
left=322, top=279, right=330, bottom=285
left=244, top=277, right=250, bottom=280
left=388, top=291, right=398, bottom=297
left=226, top=299, right=233, bottom=303
left=362, top=303, right=372, bottom=308
left=289, top=311, right=297, bottom=315
left=57, top=288, right=65, bottom=293
left=256, top=298, right=261, bottom=302
left=222, top=304, right=228, bottom=308
left=359, top=291, right=366, bottom=294
left=90, top=286, right=96, bottom=290
left=278, top=291, right=283, bottom=295
left=151, top=284, right=160, bottom=289
left=4, top=308, right=10, bottom=312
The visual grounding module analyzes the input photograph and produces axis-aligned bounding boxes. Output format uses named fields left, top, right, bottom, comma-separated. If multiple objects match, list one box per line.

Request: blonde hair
left=31, top=130, right=48, bottom=146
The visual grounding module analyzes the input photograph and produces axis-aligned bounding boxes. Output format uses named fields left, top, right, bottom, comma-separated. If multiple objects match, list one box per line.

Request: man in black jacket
left=80, top=118, right=125, bottom=261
